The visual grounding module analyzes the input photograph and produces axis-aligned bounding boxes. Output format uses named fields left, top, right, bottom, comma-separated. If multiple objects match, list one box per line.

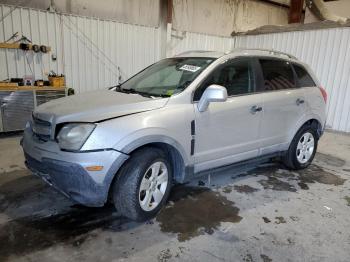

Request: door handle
left=250, top=105, right=262, bottom=114
left=296, top=98, right=305, bottom=106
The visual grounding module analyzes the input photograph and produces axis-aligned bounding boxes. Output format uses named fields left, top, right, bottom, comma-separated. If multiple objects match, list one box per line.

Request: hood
left=34, top=90, right=169, bottom=123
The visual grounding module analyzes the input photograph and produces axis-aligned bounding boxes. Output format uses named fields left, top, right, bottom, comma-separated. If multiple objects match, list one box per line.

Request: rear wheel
left=112, top=147, right=172, bottom=221
left=283, top=125, right=318, bottom=170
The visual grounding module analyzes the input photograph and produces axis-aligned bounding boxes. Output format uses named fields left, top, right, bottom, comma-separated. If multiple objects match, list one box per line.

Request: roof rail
left=177, top=50, right=208, bottom=54
left=231, top=48, right=298, bottom=60
left=175, top=50, right=220, bottom=55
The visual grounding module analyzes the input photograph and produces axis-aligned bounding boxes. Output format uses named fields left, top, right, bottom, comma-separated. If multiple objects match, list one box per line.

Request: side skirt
left=183, top=151, right=285, bottom=183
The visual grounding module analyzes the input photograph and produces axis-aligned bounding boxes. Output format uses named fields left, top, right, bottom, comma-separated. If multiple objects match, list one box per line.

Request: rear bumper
left=22, top=126, right=129, bottom=206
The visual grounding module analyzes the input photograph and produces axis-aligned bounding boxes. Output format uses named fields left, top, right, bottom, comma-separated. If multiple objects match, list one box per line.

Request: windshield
left=118, top=57, right=214, bottom=97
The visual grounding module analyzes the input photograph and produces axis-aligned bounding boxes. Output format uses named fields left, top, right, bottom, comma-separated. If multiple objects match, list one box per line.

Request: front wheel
left=112, top=147, right=172, bottom=221
left=283, top=125, right=318, bottom=170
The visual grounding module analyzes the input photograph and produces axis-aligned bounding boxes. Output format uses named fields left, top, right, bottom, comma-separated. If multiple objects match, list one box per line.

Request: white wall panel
left=235, top=28, right=350, bottom=133
left=168, top=30, right=235, bottom=56
left=0, top=4, right=162, bottom=93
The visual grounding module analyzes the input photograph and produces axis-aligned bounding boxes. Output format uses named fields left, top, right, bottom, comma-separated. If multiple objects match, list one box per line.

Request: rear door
left=256, top=58, right=306, bottom=155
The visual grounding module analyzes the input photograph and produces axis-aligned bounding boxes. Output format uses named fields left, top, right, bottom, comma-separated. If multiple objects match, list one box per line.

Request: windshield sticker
left=179, top=64, right=201, bottom=72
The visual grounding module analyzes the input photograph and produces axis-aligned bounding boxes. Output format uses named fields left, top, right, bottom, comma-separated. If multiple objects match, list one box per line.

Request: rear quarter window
left=293, top=64, right=316, bottom=87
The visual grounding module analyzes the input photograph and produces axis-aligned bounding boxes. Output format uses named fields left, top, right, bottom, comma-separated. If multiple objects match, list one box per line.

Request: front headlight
left=57, top=123, right=96, bottom=151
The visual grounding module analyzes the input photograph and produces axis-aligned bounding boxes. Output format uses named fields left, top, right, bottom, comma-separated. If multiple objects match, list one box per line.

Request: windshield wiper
left=119, top=88, right=154, bottom=98
left=120, top=87, right=172, bottom=98
left=108, top=84, right=121, bottom=90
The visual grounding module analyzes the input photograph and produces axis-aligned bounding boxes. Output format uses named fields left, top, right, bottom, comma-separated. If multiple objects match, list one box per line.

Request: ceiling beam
left=167, top=0, right=173, bottom=23
left=289, top=0, right=305, bottom=23
left=258, top=0, right=290, bottom=9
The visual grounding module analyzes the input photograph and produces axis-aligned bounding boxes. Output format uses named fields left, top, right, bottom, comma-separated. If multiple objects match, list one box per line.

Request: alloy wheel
left=139, top=161, right=168, bottom=211
left=296, top=132, right=315, bottom=164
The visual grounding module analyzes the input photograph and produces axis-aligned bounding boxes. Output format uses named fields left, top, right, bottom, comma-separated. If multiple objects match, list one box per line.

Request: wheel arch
left=106, top=135, right=191, bottom=201
left=128, top=142, right=187, bottom=184
left=283, top=118, right=321, bottom=170
left=291, top=117, right=323, bottom=144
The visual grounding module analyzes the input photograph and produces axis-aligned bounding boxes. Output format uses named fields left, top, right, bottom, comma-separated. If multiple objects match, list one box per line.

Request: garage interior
left=1, top=0, right=350, bottom=261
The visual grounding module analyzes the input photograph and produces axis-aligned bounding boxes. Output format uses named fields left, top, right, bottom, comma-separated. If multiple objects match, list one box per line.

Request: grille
left=31, top=115, right=52, bottom=141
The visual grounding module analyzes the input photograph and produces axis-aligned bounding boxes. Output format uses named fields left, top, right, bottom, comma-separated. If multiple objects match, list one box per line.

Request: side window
left=259, top=59, right=296, bottom=91
left=194, top=59, right=255, bottom=101
left=293, top=64, right=316, bottom=87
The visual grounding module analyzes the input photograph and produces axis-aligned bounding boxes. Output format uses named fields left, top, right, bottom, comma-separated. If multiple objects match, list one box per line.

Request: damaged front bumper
left=21, top=127, right=129, bottom=207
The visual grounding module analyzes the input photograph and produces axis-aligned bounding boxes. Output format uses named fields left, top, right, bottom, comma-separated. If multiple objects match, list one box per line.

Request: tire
left=283, top=124, right=318, bottom=170
left=112, top=147, right=172, bottom=221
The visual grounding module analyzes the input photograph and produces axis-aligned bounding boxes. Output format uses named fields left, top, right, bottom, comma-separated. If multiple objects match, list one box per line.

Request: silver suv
left=22, top=49, right=327, bottom=221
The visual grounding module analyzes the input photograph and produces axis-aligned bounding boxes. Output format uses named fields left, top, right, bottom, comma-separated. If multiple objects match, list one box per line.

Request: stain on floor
left=275, top=216, right=287, bottom=224
left=0, top=169, right=32, bottom=189
left=157, top=248, right=172, bottom=262
left=233, top=184, right=259, bottom=194
left=258, top=176, right=297, bottom=192
left=262, top=217, right=271, bottom=223
left=251, top=163, right=345, bottom=193
left=344, top=196, right=350, bottom=206
left=315, top=152, right=346, bottom=167
left=298, top=182, right=309, bottom=190
left=156, top=186, right=242, bottom=242
left=0, top=170, right=44, bottom=212
left=297, top=165, right=346, bottom=186
left=289, top=216, right=300, bottom=222
left=242, top=253, right=253, bottom=262
left=261, top=254, right=273, bottom=262
left=0, top=204, right=140, bottom=260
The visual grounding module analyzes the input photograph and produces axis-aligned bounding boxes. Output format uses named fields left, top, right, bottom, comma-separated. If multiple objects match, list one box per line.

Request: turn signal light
left=86, top=166, right=104, bottom=171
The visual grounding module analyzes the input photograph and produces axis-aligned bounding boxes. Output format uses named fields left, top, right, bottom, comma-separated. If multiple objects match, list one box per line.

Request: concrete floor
left=0, top=131, right=350, bottom=262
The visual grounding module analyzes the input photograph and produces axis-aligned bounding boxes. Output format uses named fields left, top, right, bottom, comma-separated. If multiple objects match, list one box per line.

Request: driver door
left=193, top=58, right=263, bottom=173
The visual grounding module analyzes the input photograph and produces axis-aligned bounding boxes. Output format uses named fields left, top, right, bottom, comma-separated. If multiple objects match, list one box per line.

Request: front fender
left=114, top=128, right=191, bottom=166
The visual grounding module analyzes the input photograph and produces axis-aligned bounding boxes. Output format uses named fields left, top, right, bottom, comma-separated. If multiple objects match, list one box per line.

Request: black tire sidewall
left=113, top=148, right=172, bottom=221
left=289, top=126, right=318, bottom=169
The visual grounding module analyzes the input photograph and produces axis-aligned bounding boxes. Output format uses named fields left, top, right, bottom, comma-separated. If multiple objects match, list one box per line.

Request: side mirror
left=197, top=84, right=227, bottom=112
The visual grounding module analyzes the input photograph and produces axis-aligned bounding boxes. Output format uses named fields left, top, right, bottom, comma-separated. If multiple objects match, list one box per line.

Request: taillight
left=319, top=86, right=327, bottom=103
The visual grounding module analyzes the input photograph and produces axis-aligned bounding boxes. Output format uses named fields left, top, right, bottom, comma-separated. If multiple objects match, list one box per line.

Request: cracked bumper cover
left=21, top=127, right=129, bottom=207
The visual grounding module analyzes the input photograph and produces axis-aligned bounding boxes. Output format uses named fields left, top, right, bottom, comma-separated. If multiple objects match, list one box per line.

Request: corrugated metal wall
left=1, top=4, right=350, bottom=133
left=0, top=4, right=162, bottom=93
left=235, top=28, right=350, bottom=133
